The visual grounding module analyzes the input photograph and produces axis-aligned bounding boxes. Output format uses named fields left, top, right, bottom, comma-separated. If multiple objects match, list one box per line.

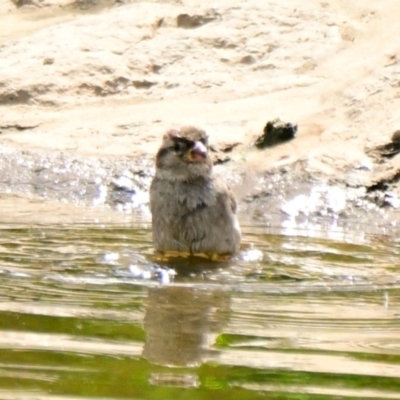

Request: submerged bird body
left=150, top=126, right=241, bottom=255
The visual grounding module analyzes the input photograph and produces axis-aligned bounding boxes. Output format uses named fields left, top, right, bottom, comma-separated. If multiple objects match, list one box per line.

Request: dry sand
left=1, top=0, right=400, bottom=232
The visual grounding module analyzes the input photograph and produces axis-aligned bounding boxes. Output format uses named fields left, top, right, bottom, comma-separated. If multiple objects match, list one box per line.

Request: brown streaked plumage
left=150, top=126, right=241, bottom=255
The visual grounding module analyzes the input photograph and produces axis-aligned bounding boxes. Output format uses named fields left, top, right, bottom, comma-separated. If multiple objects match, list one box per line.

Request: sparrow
left=150, top=126, right=241, bottom=255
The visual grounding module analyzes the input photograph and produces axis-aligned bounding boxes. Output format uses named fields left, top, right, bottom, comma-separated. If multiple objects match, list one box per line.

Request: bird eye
left=173, top=142, right=182, bottom=152
left=173, top=139, right=190, bottom=152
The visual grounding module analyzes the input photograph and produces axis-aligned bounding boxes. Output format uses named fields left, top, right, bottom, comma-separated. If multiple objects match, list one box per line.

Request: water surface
left=0, top=197, right=400, bottom=399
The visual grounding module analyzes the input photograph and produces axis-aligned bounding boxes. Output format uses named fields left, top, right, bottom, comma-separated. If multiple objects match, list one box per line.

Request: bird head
left=155, top=126, right=213, bottom=181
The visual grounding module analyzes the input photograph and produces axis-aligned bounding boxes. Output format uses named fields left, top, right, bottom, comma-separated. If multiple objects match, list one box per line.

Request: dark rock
left=12, top=0, right=35, bottom=7
left=391, top=129, right=400, bottom=143
left=220, top=143, right=241, bottom=152
left=150, top=64, right=162, bottom=74
left=176, top=11, right=219, bottom=29
left=213, top=155, right=231, bottom=165
left=132, top=80, right=157, bottom=89
left=255, top=119, right=297, bottom=149
left=43, top=58, right=54, bottom=65
left=105, top=76, right=131, bottom=92
left=367, top=129, right=400, bottom=160
left=0, top=123, right=39, bottom=132
left=0, top=89, right=32, bottom=105
left=66, top=0, right=117, bottom=11
left=239, top=55, right=256, bottom=65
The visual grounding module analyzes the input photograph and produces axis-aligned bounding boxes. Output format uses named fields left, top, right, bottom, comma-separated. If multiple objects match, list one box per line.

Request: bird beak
left=183, top=141, right=208, bottom=163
